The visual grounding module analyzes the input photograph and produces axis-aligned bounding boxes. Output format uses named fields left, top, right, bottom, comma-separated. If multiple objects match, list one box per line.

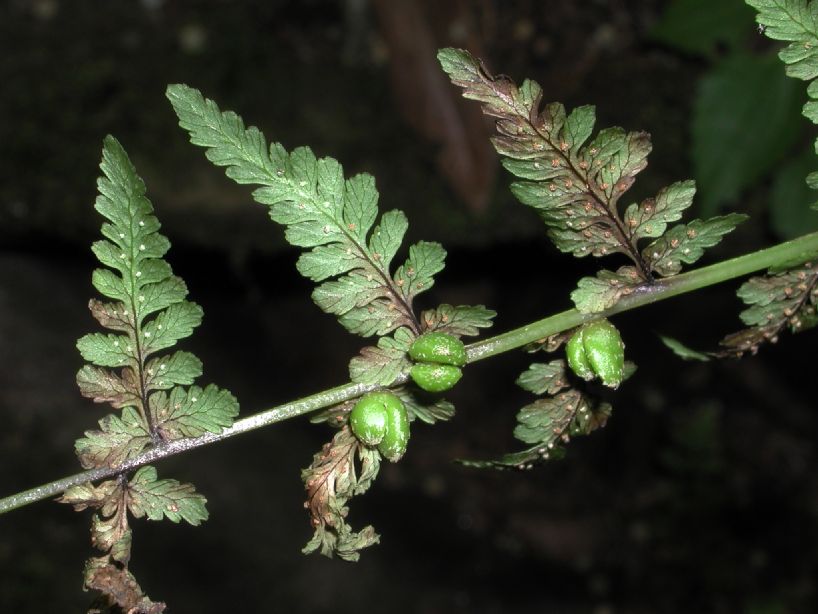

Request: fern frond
left=60, top=466, right=206, bottom=610
left=64, top=136, right=239, bottom=610
left=748, top=0, right=818, bottom=193
left=641, top=213, right=750, bottom=276
left=74, top=136, right=239, bottom=469
left=167, top=84, right=443, bottom=339
left=720, top=260, right=818, bottom=354
left=439, top=48, right=654, bottom=270
left=460, top=360, right=614, bottom=470
left=439, top=48, right=747, bottom=313
left=301, top=427, right=381, bottom=562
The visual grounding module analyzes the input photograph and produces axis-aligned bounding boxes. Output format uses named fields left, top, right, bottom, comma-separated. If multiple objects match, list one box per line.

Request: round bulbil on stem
left=408, top=332, right=467, bottom=367
left=565, top=319, right=625, bottom=388
left=410, top=363, right=463, bottom=392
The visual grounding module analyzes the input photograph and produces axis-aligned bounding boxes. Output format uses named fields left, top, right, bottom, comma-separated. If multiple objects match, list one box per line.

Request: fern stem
left=468, top=230, right=818, bottom=361
left=0, top=381, right=379, bottom=515
left=2, top=230, right=818, bottom=515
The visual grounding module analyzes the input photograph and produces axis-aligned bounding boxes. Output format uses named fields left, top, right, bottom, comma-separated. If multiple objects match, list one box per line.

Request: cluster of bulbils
left=348, top=320, right=625, bottom=462
left=565, top=319, right=625, bottom=389
left=348, top=332, right=466, bottom=462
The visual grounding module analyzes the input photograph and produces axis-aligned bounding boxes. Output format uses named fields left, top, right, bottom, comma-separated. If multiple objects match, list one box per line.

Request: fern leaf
left=720, top=260, right=818, bottom=354
left=439, top=49, right=654, bottom=270
left=58, top=480, right=119, bottom=512
left=77, top=365, right=141, bottom=408
left=144, top=351, right=203, bottom=390
left=62, top=478, right=133, bottom=562
left=348, top=327, right=413, bottom=386
left=127, top=466, right=209, bottom=525
left=461, top=360, right=628, bottom=470
left=459, top=446, right=567, bottom=471
left=74, top=407, right=152, bottom=470
left=749, top=0, right=818, bottom=76
left=570, top=266, right=644, bottom=314
left=705, top=2, right=818, bottom=355
left=462, top=388, right=612, bottom=470
left=516, top=360, right=572, bottom=395
left=642, top=213, right=748, bottom=276
left=91, top=508, right=133, bottom=564
left=514, top=392, right=608, bottom=446
left=623, top=180, right=697, bottom=242
left=148, top=384, right=241, bottom=440
left=301, top=427, right=381, bottom=561
left=659, top=335, right=712, bottom=362
left=83, top=557, right=166, bottom=614
left=76, top=136, right=239, bottom=471
left=168, top=83, right=497, bottom=387
left=439, top=48, right=744, bottom=313
left=167, top=84, right=446, bottom=340
left=395, top=388, right=457, bottom=424
left=60, top=465, right=205, bottom=610
left=419, top=304, right=497, bottom=336
left=66, top=136, right=238, bottom=611
left=749, top=0, right=818, bottom=192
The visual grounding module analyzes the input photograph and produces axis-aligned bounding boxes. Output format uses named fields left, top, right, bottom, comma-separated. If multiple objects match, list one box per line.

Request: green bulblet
left=408, top=332, right=467, bottom=367
left=349, top=392, right=391, bottom=446
left=565, top=319, right=625, bottom=388
left=349, top=392, right=410, bottom=462
left=566, top=328, right=595, bottom=381
left=410, top=363, right=462, bottom=392
left=377, top=399, right=411, bottom=462
left=583, top=320, right=625, bottom=387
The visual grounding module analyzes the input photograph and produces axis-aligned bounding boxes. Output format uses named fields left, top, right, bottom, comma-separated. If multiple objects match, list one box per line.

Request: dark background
left=1, top=1, right=817, bottom=612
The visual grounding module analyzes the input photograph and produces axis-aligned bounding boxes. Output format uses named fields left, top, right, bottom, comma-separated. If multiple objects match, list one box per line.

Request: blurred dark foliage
left=1, top=0, right=816, bottom=612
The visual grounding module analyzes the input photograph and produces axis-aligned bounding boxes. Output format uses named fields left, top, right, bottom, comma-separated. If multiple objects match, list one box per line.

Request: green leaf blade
left=562, top=105, right=596, bottom=156
left=127, top=466, right=209, bottom=525
left=75, top=407, right=152, bottom=470
left=659, top=335, right=712, bottom=362
left=141, top=301, right=204, bottom=356
left=312, top=274, right=385, bottom=318
left=720, top=261, right=818, bottom=355
left=337, top=300, right=404, bottom=337
left=166, top=83, right=276, bottom=185
left=348, top=328, right=413, bottom=386
left=91, top=269, right=130, bottom=303
left=571, top=266, right=644, bottom=313
left=150, top=384, right=239, bottom=441
left=368, top=210, right=409, bottom=271
left=624, top=180, right=697, bottom=242
left=396, top=389, right=456, bottom=424
left=419, top=304, right=497, bottom=336
left=296, top=243, right=360, bottom=283
left=516, top=361, right=571, bottom=395
left=748, top=0, right=818, bottom=43
left=144, top=351, right=204, bottom=391
left=343, top=173, right=379, bottom=243
left=395, top=241, right=447, bottom=301
left=77, top=333, right=136, bottom=369
left=77, top=365, right=140, bottom=408
left=643, top=213, right=748, bottom=276
left=136, top=276, right=190, bottom=321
